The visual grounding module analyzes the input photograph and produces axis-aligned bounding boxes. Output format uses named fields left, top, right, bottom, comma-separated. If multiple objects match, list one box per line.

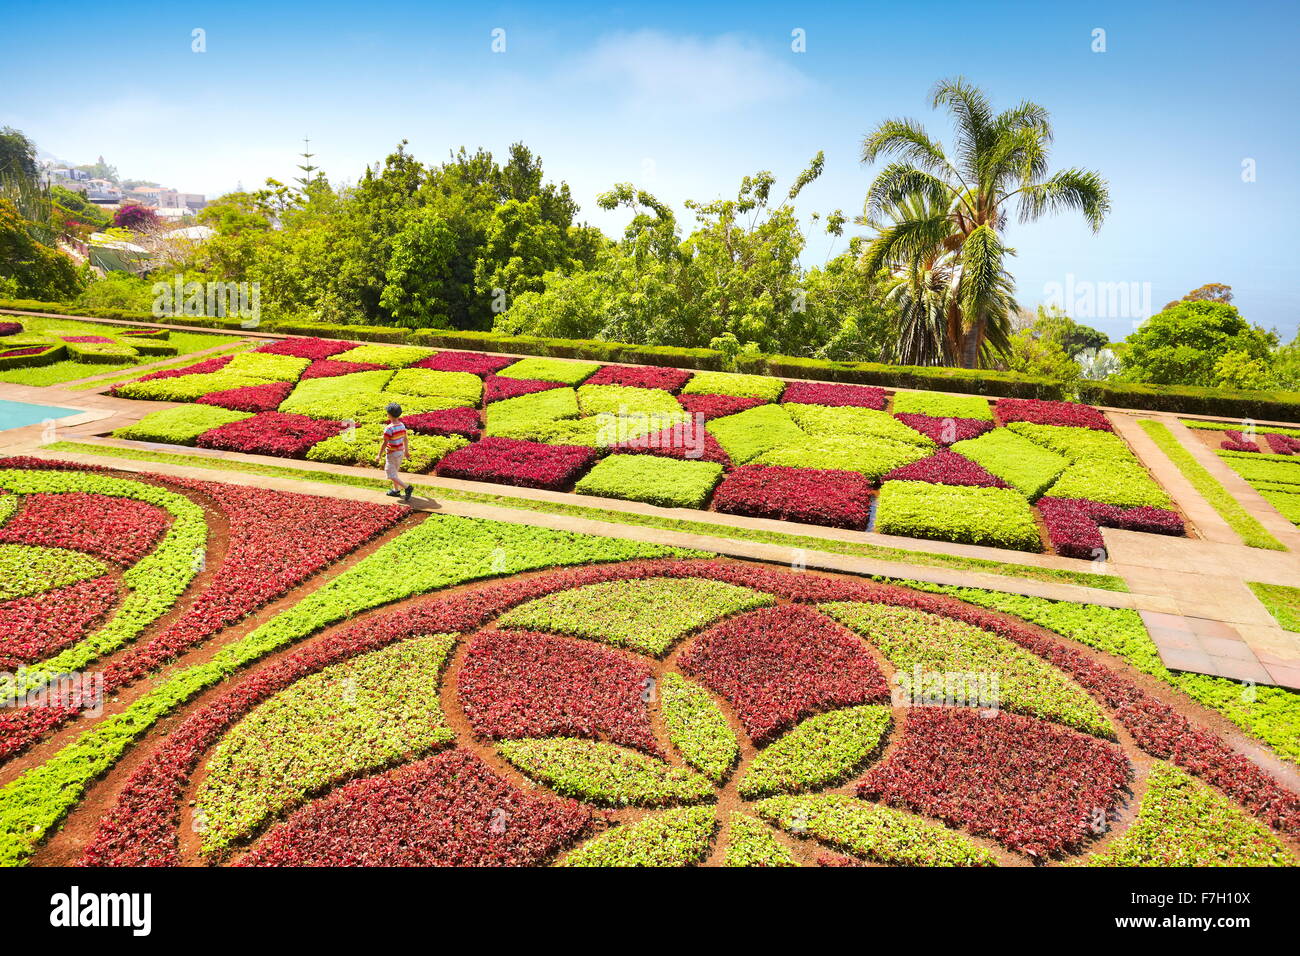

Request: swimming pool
left=0, top=399, right=83, bottom=431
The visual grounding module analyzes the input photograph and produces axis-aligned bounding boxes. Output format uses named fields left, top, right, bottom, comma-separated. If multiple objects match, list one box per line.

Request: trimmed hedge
left=1080, top=380, right=1300, bottom=422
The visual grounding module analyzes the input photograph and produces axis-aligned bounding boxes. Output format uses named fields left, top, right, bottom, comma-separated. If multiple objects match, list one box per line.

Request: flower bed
left=0, top=576, right=119, bottom=670
left=893, top=412, right=994, bottom=445
left=893, top=389, right=993, bottom=420
left=675, top=392, right=767, bottom=420
left=403, top=406, right=481, bottom=440
left=195, top=381, right=295, bottom=414
left=254, top=336, right=357, bottom=360
left=224, top=352, right=312, bottom=381
left=681, top=370, right=785, bottom=401
left=112, top=370, right=272, bottom=402
left=997, top=398, right=1113, bottom=432
left=610, top=417, right=731, bottom=465
left=411, top=350, right=515, bottom=375
left=497, top=356, right=601, bottom=385
left=498, top=738, right=713, bottom=807
left=436, top=436, right=597, bottom=490
left=584, top=363, right=693, bottom=392
left=574, top=454, right=723, bottom=508
left=112, top=404, right=253, bottom=445
left=881, top=450, right=1008, bottom=487
left=305, top=425, right=468, bottom=472
left=0, top=492, right=173, bottom=565
left=780, top=381, right=887, bottom=409
left=950, top=428, right=1068, bottom=497
left=387, top=368, right=483, bottom=405
left=755, top=435, right=930, bottom=479
left=875, top=481, right=1044, bottom=552
left=738, top=705, right=892, bottom=798
left=196, top=411, right=348, bottom=458
left=299, top=358, right=389, bottom=379
left=1037, top=497, right=1185, bottom=559
left=705, top=404, right=805, bottom=464
left=576, top=383, right=682, bottom=418
left=483, top=374, right=565, bottom=403
left=713, top=463, right=874, bottom=530
left=331, top=343, right=436, bottom=368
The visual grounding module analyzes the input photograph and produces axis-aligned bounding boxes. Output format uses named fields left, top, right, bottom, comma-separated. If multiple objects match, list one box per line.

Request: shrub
left=305, top=424, right=469, bottom=473
left=497, top=356, right=601, bottom=385
left=436, top=436, right=597, bottom=490
left=113, top=405, right=253, bottom=445
left=892, top=389, right=993, bottom=420
left=875, top=481, right=1044, bottom=551
left=682, top=370, right=785, bottom=401
left=1079, top=380, right=1300, bottom=420
left=706, top=404, right=805, bottom=464
left=196, top=411, right=348, bottom=458
left=574, top=454, right=723, bottom=508
left=713, top=464, right=875, bottom=530
left=724, top=813, right=798, bottom=867
left=950, top=429, right=1068, bottom=498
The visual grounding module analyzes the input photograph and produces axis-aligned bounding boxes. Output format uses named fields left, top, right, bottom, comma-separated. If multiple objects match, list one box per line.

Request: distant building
left=153, top=206, right=195, bottom=221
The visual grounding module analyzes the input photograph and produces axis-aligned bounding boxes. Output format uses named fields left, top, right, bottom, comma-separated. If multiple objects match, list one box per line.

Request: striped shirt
left=381, top=421, right=407, bottom=455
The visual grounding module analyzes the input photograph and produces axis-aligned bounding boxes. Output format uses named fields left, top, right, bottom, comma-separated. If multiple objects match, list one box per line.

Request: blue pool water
left=0, top=399, right=82, bottom=431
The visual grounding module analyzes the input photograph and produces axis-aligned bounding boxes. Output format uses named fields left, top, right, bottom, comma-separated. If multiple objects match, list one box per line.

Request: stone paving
left=2, top=341, right=1298, bottom=690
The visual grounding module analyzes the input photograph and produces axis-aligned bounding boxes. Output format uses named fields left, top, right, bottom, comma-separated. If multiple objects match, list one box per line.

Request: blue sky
left=3, top=0, right=1298, bottom=339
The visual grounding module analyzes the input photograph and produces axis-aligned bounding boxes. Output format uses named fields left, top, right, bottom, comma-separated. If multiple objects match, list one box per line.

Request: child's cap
left=386, top=403, right=402, bottom=418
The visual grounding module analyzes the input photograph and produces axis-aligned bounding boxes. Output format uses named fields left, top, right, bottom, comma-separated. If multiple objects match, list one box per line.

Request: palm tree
left=860, top=78, right=1110, bottom=368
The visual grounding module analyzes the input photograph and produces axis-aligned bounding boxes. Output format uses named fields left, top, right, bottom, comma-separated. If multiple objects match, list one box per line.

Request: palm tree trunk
left=960, top=312, right=985, bottom=368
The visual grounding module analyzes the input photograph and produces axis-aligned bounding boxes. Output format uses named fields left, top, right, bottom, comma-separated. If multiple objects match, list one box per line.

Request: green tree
left=859, top=78, right=1110, bottom=367
left=1021, top=304, right=1108, bottom=357
left=0, top=199, right=82, bottom=299
left=0, top=127, right=39, bottom=181
left=379, top=208, right=459, bottom=327
left=1119, top=300, right=1274, bottom=386
left=1164, top=282, right=1233, bottom=312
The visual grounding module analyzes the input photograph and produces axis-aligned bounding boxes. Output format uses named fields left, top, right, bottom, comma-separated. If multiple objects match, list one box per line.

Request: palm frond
left=1015, top=168, right=1110, bottom=232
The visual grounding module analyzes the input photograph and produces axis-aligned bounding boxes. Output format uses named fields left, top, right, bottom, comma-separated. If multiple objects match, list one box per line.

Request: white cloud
left=570, top=30, right=813, bottom=114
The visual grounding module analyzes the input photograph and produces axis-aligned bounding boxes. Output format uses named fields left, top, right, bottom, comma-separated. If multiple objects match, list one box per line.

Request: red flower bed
left=60, top=335, right=114, bottom=344
left=458, top=629, right=661, bottom=753
left=117, top=355, right=232, bottom=387
left=583, top=364, right=693, bottom=392
left=0, top=479, right=404, bottom=764
left=404, top=407, right=481, bottom=440
left=196, top=411, right=347, bottom=458
left=0, top=346, right=55, bottom=358
left=437, top=437, right=597, bottom=491
left=712, top=464, right=873, bottom=530
left=77, top=554, right=1299, bottom=865
left=253, top=337, right=357, bottom=360
left=238, top=750, right=587, bottom=866
left=0, top=322, right=21, bottom=336
left=675, top=393, right=768, bottom=421
left=782, top=381, right=887, bottom=410
left=0, top=576, right=119, bottom=670
left=1220, top=430, right=1260, bottom=452
left=1038, top=497, right=1184, bottom=559
left=611, top=417, right=730, bottom=465
left=857, top=708, right=1130, bottom=858
left=0, top=492, right=171, bottom=565
left=882, top=450, right=1008, bottom=488
left=678, top=605, right=890, bottom=744
left=483, top=375, right=564, bottom=403
left=195, top=381, right=294, bottom=414
left=995, top=398, right=1113, bottom=431
left=299, top=358, right=389, bottom=379
left=1265, top=433, right=1300, bottom=455
left=893, top=413, right=993, bottom=445
left=412, top=351, right=516, bottom=376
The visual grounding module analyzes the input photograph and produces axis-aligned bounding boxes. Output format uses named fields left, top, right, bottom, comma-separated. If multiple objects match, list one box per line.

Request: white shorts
left=385, top=450, right=406, bottom=481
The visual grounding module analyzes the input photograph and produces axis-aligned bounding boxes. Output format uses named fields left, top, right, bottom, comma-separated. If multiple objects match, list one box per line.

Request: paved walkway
left=2, top=369, right=1298, bottom=689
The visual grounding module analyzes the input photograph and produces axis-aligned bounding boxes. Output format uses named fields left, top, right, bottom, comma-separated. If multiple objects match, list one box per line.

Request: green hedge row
left=1079, top=381, right=1300, bottom=423
left=0, top=343, right=66, bottom=369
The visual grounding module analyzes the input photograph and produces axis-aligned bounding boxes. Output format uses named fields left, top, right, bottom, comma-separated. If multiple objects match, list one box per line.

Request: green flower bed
left=575, top=454, right=723, bottom=508
left=224, top=352, right=311, bottom=381
left=497, top=738, right=714, bottom=806
left=576, top=384, right=681, bottom=418
left=706, top=404, right=805, bottom=464
left=725, top=812, right=798, bottom=867
left=483, top=387, right=579, bottom=435
left=823, top=602, right=1113, bottom=737
left=497, top=356, right=601, bottom=385
left=387, top=368, right=483, bottom=405
left=875, top=481, right=1043, bottom=552
left=951, top=429, right=1067, bottom=498
left=1138, top=420, right=1284, bottom=550
left=1247, top=581, right=1300, bottom=633
left=1006, top=423, right=1172, bottom=508
left=113, top=371, right=272, bottom=402
left=681, top=370, right=785, bottom=401
left=785, top=403, right=933, bottom=446
left=738, top=705, right=892, bottom=798
left=305, top=425, right=468, bottom=472
left=755, top=436, right=930, bottom=480
left=498, top=577, right=773, bottom=656
left=892, top=389, right=993, bottom=420
left=112, top=405, right=253, bottom=445
left=331, top=344, right=436, bottom=367
left=1219, top=452, right=1300, bottom=487
left=756, top=794, right=997, bottom=866
left=195, top=634, right=458, bottom=854
left=491, top=411, right=687, bottom=447
left=1182, top=420, right=1300, bottom=439
left=660, top=674, right=740, bottom=782
left=561, top=806, right=716, bottom=866
left=1258, top=488, right=1300, bottom=524
left=0, top=544, right=108, bottom=601
left=1084, top=762, right=1294, bottom=866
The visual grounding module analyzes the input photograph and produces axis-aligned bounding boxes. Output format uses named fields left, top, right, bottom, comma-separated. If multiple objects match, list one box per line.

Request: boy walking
left=378, top=403, right=414, bottom=502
